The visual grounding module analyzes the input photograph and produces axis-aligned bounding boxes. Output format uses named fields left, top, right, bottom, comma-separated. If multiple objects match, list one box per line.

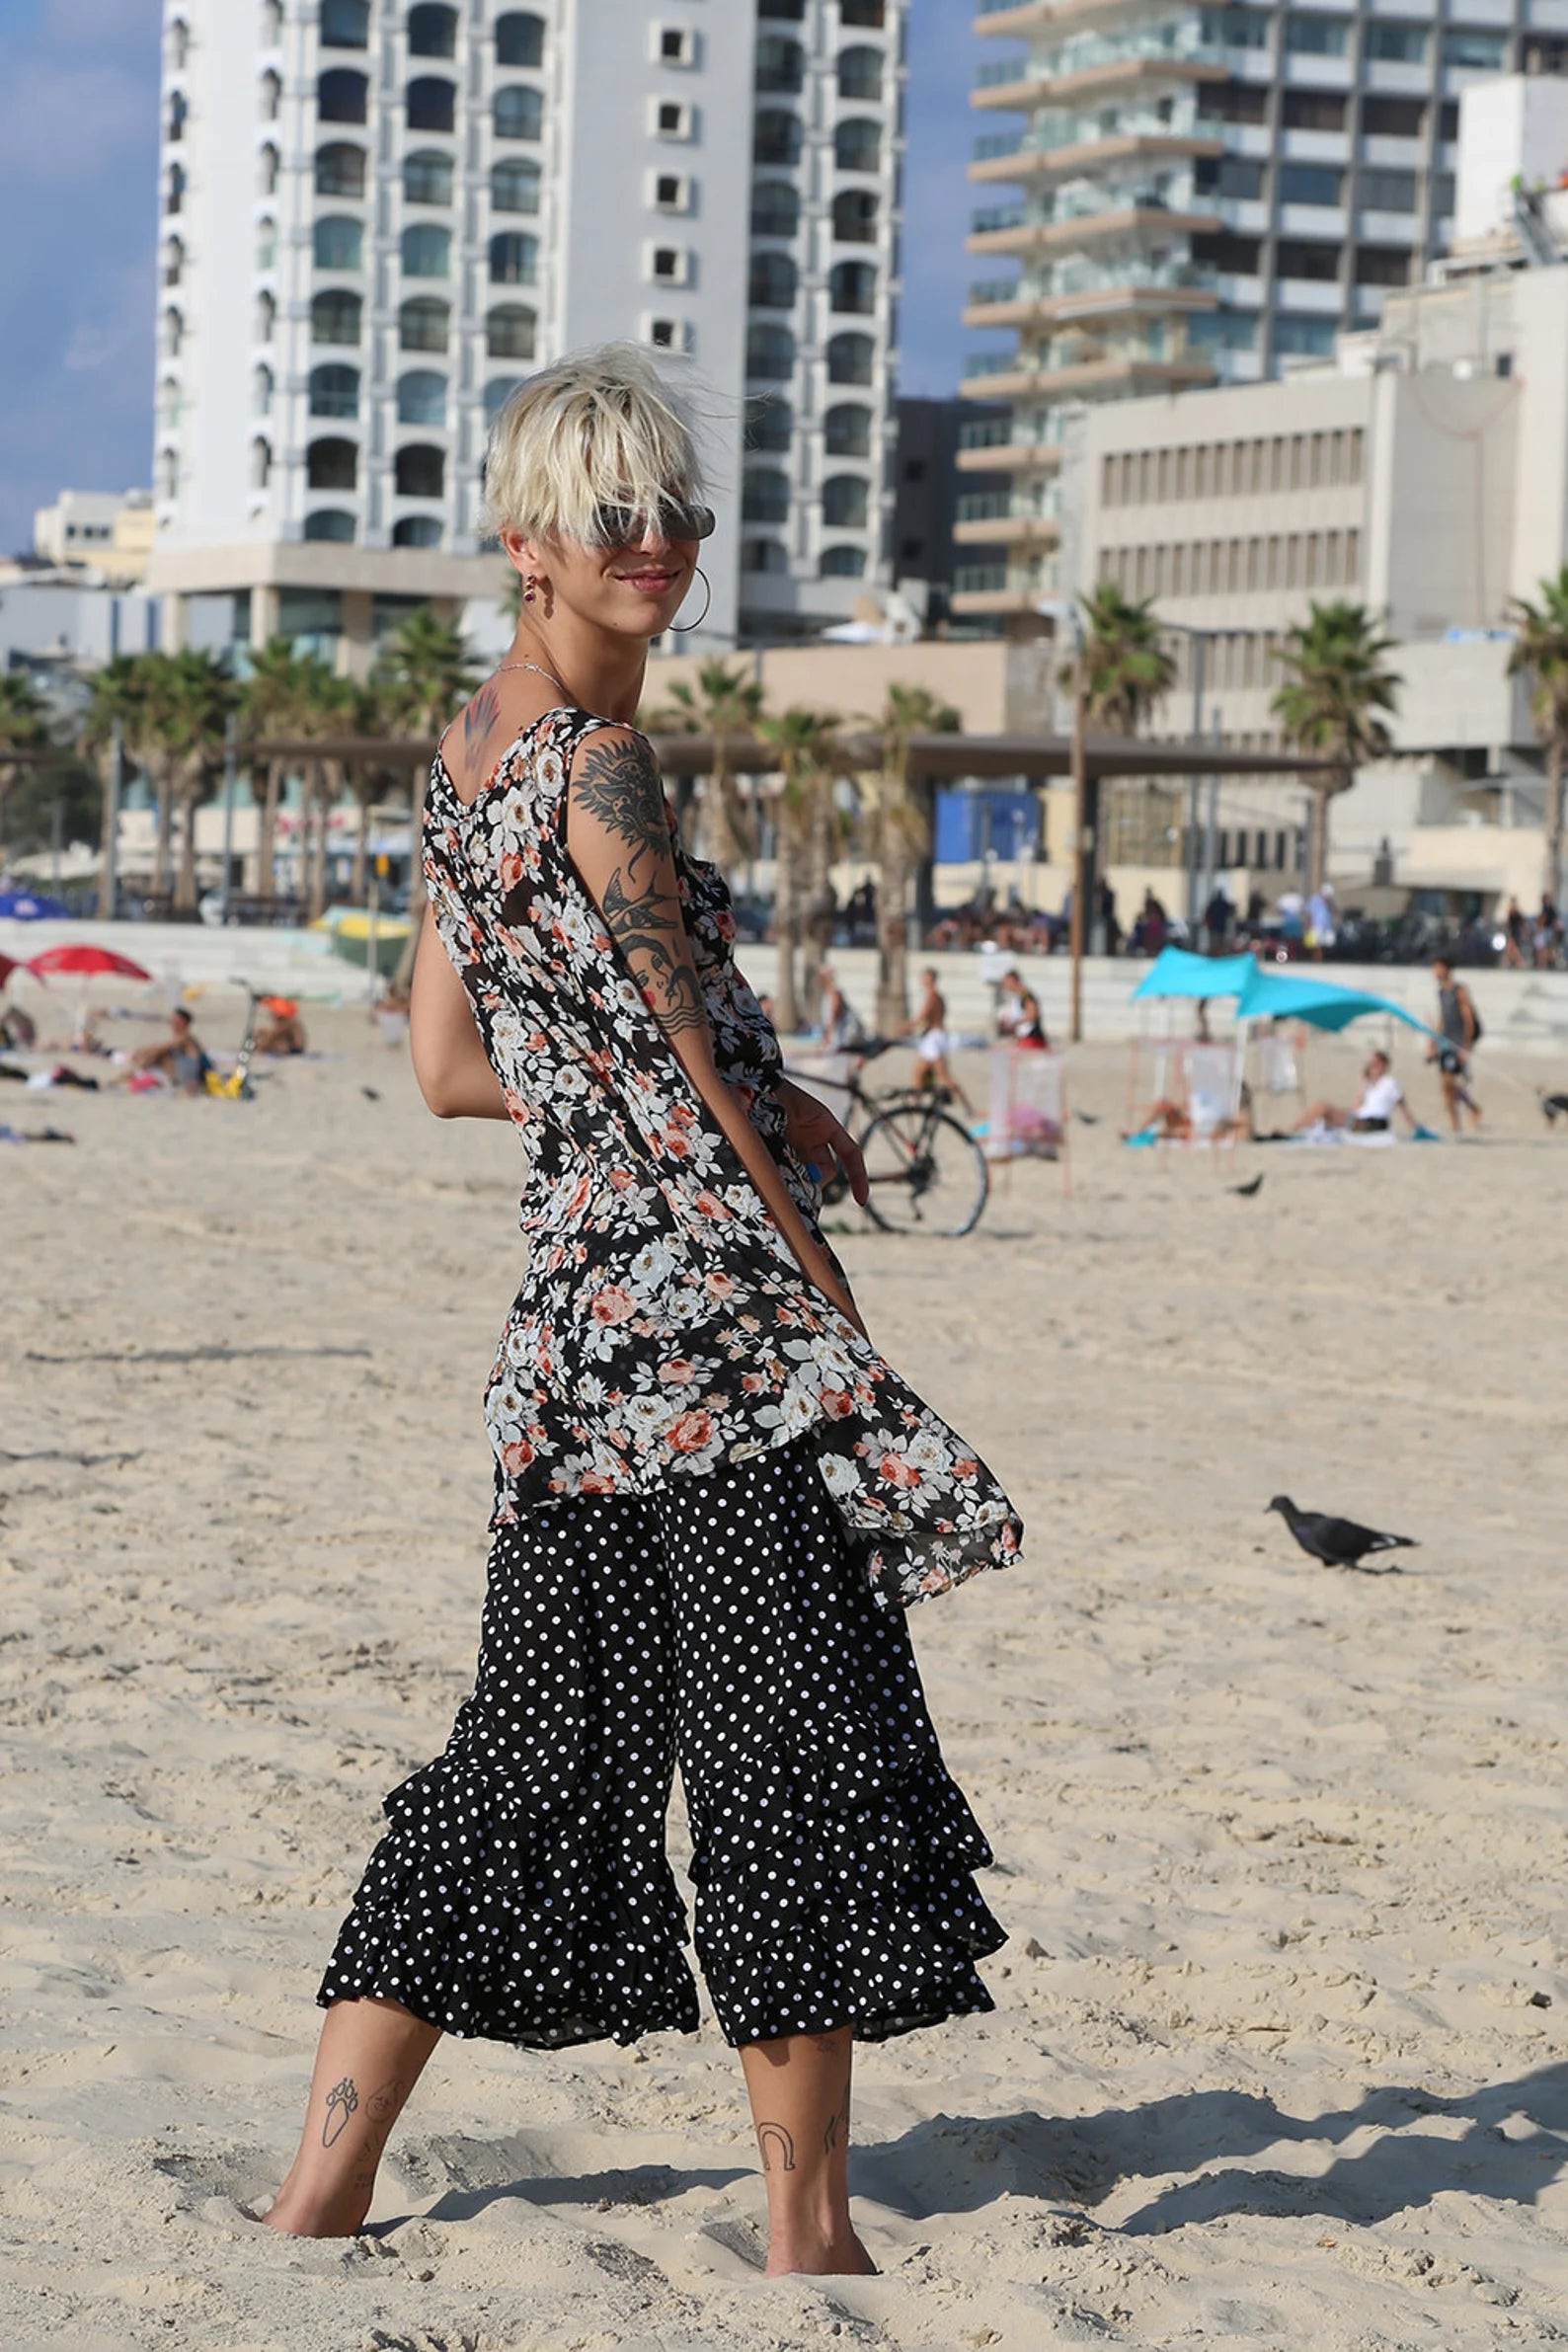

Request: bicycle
left=788, top=1038, right=990, bottom=1238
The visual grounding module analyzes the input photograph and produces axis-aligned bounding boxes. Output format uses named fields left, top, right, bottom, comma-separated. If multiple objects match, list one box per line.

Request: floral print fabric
left=423, top=705, right=1024, bottom=1610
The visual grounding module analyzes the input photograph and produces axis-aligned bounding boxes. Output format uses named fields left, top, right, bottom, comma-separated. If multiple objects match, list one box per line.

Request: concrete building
left=149, top=0, right=907, bottom=668
left=955, top=0, right=1566, bottom=627
left=889, top=396, right=1008, bottom=628
left=32, top=491, right=156, bottom=587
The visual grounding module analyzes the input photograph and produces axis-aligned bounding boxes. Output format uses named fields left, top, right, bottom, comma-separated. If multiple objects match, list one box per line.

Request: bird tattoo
left=1267, top=1496, right=1416, bottom=1572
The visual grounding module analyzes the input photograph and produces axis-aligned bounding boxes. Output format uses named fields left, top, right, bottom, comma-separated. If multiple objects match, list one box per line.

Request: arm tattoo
left=573, top=735, right=669, bottom=883
left=756, top=2123, right=797, bottom=2173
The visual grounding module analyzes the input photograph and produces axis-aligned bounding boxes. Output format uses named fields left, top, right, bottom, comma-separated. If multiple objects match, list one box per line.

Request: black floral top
left=423, top=705, right=1023, bottom=1610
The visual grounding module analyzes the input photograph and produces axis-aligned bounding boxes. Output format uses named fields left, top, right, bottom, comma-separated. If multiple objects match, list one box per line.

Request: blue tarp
left=1131, top=947, right=1256, bottom=1002
left=0, top=891, right=69, bottom=920
left=1234, top=964, right=1433, bottom=1035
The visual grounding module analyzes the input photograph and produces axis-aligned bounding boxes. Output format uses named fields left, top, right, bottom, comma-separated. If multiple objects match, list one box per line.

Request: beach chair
left=986, top=1045, right=1069, bottom=1191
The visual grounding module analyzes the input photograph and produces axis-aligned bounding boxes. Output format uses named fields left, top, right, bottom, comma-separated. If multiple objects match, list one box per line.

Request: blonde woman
left=263, top=346, right=1023, bottom=2275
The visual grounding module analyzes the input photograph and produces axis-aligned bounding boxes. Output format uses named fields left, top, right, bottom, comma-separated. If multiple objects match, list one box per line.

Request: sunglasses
left=587, top=499, right=716, bottom=548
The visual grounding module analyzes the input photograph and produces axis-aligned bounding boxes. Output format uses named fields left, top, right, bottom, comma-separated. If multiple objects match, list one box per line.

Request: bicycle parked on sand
left=789, top=1038, right=990, bottom=1238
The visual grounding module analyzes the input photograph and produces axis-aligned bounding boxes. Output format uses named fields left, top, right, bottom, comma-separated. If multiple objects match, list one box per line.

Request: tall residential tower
left=149, top=0, right=906, bottom=665
left=955, top=0, right=1551, bottom=627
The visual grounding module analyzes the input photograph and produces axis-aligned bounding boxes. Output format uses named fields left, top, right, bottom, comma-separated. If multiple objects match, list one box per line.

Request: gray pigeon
left=1267, top=1496, right=1416, bottom=1571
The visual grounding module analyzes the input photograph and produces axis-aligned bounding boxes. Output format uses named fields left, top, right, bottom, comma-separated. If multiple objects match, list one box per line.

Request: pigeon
left=1230, top=1172, right=1264, bottom=1198
left=1541, top=1092, right=1568, bottom=1127
left=1074, top=1111, right=1101, bottom=1128
left=1267, top=1496, right=1416, bottom=1572
left=361, top=1086, right=381, bottom=1102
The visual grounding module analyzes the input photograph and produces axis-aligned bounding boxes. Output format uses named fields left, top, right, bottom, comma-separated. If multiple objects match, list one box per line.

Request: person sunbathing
left=1295, top=1049, right=1415, bottom=1137
left=256, top=996, right=307, bottom=1056
left=116, top=1006, right=212, bottom=1094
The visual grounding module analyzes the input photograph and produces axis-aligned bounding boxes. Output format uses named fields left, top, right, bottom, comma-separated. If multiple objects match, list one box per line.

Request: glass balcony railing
left=956, top=490, right=1062, bottom=522
left=972, top=204, right=1027, bottom=234
left=968, top=275, right=1024, bottom=305
left=955, top=560, right=1059, bottom=598
left=1033, top=30, right=1224, bottom=81
left=953, top=566, right=1011, bottom=594
left=975, top=132, right=1026, bottom=161
left=958, top=415, right=1014, bottom=448
left=963, top=351, right=1027, bottom=376
left=974, top=259, right=1215, bottom=307
left=976, top=53, right=1032, bottom=87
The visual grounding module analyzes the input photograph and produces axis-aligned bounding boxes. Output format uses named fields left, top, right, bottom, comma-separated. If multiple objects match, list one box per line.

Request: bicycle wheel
left=858, top=1098, right=989, bottom=1236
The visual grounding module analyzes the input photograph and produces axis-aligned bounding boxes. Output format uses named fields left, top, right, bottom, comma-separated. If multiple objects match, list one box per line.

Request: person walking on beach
left=1429, top=957, right=1482, bottom=1133
left=904, top=964, right=973, bottom=1113
left=261, top=347, right=1022, bottom=2274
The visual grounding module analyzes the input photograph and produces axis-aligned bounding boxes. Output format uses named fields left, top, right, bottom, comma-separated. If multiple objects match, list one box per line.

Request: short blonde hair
left=479, top=340, right=708, bottom=546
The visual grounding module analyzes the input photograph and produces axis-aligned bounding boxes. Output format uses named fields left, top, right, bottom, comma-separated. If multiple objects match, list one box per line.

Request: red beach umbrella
left=0, top=951, right=18, bottom=987
left=27, top=944, right=153, bottom=982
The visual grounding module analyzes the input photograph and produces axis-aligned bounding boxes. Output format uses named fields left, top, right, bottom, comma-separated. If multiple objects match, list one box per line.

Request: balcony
left=964, top=258, right=1218, bottom=328
left=951, top=557, right=1059, bottom=617
left=969, top=196, right=1216, bottom=259
left=971, top=126, right=1222, bottom=188
left=953, top=494, right=1060, bottom=548
left=957, top=432, right=1064, bottom=471
left=973, top=39, right=1224, bottom=112
left=976, top=0, right=1195, bottom=36
left=959, top=345, right=1215, bottom=400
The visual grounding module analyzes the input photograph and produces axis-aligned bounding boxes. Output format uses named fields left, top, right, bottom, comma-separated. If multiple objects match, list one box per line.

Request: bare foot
left=764, top=2228, right=877, bottom=2277
left=259, top=2183, right=373, bottom=2238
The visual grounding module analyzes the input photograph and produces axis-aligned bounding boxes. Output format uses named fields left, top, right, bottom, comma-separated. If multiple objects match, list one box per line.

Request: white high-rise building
left=148, top=0, right=906, bottom=667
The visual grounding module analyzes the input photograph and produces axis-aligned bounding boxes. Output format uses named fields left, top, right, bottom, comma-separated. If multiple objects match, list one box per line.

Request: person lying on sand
left=1295, top=1049, right=1415, bottom=1137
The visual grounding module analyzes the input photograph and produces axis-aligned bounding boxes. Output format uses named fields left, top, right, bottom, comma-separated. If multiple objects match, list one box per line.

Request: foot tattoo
left=321, top=2076, right=359, bottom=2148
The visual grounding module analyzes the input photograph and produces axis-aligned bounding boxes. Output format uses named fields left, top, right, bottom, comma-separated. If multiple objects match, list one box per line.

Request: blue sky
left=0, top=0, right=984, bottom=552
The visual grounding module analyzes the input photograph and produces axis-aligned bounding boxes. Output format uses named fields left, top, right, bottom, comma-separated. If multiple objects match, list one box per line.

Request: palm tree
left=80, top=657, right=152, bottom=915
left=0, top=672, right=51, bottom=862
left=643, top=659, right=765, bottom=873
left=1067, top=583, right=1178, bottom=735
left=756, top=707, right=844, bottom=1035
left=1272, top=600, right=1399, bottom=897
left=139, top=650, right=234, bottom=912
left=295, top=663, right=358, bottom=920
left=241, top=637, right=317, bottom=905
left=861, top=683, right=962, bottom=1036
left=1507, top=570, right=1568, bottom=905
left=375, top=607, right=477, bottom=982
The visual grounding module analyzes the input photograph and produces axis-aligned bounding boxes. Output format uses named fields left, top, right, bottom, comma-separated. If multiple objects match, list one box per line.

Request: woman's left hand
left=777, top=1078, right=869, bottom=1207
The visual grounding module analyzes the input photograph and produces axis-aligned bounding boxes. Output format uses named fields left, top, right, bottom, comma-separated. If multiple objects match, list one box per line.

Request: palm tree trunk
left=352, top=786, right=370, bottom=903
left=1304, top=780, right=1332, bottom=899
left=1544, top=735, right=1565, bottom=907
left=772, top=805, right=803, bottom=1036
left=875, top=837, right=910, bottom=1039
left=173, top=785, right=199, bottom=914
left=151, top=773, right=175, bottom=897
left=257, top=759, right=283, bottom=902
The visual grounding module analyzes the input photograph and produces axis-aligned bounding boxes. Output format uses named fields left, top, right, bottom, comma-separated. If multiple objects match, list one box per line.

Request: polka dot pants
left=318, top=1436, right=1006, bottom=2050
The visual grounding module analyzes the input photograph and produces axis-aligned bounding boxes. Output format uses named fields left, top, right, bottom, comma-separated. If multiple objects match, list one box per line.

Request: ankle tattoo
left=756, top=2122, right=797, bottom=2173
left=321, top=2078, right=359, bottom=2147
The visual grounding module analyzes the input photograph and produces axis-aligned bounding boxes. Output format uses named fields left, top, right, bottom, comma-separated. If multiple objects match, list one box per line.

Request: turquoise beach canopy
left=1233, top=964, right=1433, bottom=1035
left=1131, top=947, right=1257, bottom=1002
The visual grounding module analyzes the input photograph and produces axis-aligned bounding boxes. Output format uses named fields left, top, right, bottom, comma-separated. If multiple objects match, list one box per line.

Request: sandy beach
left=4, top=998, right=1567, bottom=2351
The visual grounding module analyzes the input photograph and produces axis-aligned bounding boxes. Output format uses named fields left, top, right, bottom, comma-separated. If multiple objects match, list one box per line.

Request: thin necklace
left=494, top=658, right=571, bottom=698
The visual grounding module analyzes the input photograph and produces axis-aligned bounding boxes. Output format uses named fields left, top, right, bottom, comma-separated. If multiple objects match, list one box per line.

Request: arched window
left=404, top=149, right=453, bottom=204
left=837, top=44, right=884, bottom=101
left=163, top=307, right=185, bottom=360
left=755, top=35, right=805, bottom=91
left=410, top=4, right=458, bottom=55
left=750, top=180, right=800, bottom=238
left=166, top=161, right=186, bottom=214
left=484, top=375, right=523, bottom=424
left=834, top=118, right=881, bottom=174
left=826, top=330, right=874, bottom=384
left=401, top=222, right=452, bottom=277
left=400, top=296, right=449, bottom=351
left=168, top=89, right=187, bottom=142
left=745, top=396, right=793, bottom=452
left=497, top=11, right=545, bottom=65
left=494, top=84, right=543, bottom=139
left=319, top=70, right=369, bottom=124
left=823, top=474, right=869, bottom=528
left=170, top=17, right=190, bottom=70
left=743, top=538, right=789, bottom=574
left=486, top=305, right=536, bottom=359
left=840, top=0, right=886, bottom=23
left=832, top=188, right=878, bottom=243
left=394, top=515, right=443, bottom=547
left=746, top=321, right=795, bottom=379
left=489, top=231, right=538, bottom=284
left=157, top=376, right=183, bottom=434
left=316, top=141, right=365, bottom=196
left=407, top=77, right=456, bottom=132
left=320, top=0, right=368, bottom=44
left=821, top=544, right=867, bottom=578
left=255, top=288, right=276, bottom=341
left=262, top=0, right=283, bottom=40
left=748, top=251, right=798, bottom=309
left=753, top=109, right=802, bottom=166
left=260, top=68, right=281, bottom=121
left=163, top=235, right=185, bottom=287
left=491, top=156, right=541, bottom=212
left=158, top=446, right=180, bottom=502
left=395, top=444, right=445, bottom=499
left=253, top=362, right=274, bottom=415
left=830, top=260, right=877, bottom=314
left=314, top=215, right=363, bottom=270
left=742, top=469, right=791, bottom=524
left=304, top=510, right=356, bottom=542
left=311, top=288, right=362, bottom=345
left=397, top=369, right=447, bottom=426
left=307, top=437, right=358, bottom=491
left=251, top=436, right=272, bottom=492
left=259, top=141, right=280, bottom=196
left=309, top=362, right=360, bottom=418
left=824, top=403, right=871, bottom=456
left=256, top=216, right=276, bottom=270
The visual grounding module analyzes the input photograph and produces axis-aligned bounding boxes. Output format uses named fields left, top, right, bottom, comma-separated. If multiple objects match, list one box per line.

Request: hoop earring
left=670, top=565, right=712, bottom=634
